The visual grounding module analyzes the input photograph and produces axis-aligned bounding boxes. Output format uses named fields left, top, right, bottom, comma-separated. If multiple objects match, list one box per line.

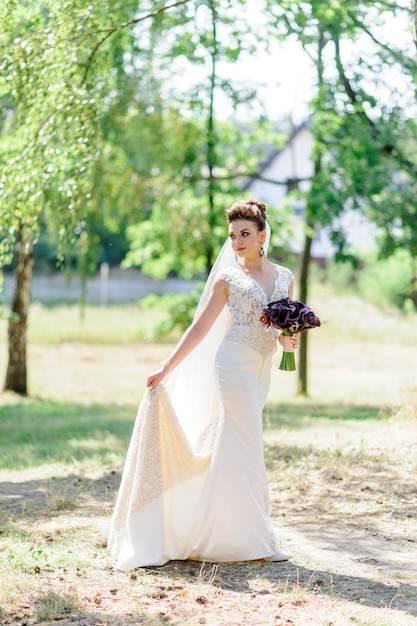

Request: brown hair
left=225, top=199, right=267, bottom=232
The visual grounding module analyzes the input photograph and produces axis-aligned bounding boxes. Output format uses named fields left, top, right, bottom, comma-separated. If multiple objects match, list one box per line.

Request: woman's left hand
left=290, top=333, right=300, bottom=349
left=279, top=333, right=300, bottom=349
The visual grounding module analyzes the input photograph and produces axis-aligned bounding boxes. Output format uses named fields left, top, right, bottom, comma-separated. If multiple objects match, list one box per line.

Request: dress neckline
left=236, top=264, right=280, bottom=302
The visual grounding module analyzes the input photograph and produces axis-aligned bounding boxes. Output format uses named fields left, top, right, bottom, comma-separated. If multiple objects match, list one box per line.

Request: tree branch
left=333, top=35, right=362, bottom=108
left=413, top=0, right=417, bottom=49
left=333, top=33, right=417, bottom=178
left=81, top=0, right=193, bottom=84
left=347, top=10, right=412, bottom=65
left=360, top=0, right=411, bottom=11
left=184, top=171, right=313, bottom=186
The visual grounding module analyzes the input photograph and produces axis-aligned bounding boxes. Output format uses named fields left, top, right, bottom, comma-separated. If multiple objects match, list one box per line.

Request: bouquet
left=260, top=297, right=321, bottom=371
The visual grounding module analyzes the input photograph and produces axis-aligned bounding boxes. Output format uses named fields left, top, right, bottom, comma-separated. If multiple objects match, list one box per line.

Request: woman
left=108, top=199, right=298, bottom=569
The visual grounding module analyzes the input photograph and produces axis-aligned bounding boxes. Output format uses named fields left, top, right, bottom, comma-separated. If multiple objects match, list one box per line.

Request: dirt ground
left=1, top=413, right=416, bottom=626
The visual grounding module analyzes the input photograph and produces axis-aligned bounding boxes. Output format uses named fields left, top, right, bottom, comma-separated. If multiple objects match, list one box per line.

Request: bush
left=315, top=248, right=415, bottom=312
left=138, top=287, right=203, bottom=339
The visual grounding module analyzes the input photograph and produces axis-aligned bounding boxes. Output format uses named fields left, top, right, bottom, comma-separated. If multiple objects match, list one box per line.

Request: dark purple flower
left=261, top=298, right=321, bottom=334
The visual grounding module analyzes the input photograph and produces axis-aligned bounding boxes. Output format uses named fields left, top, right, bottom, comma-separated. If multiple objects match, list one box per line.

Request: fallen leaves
left=195, top=595, right=208, bottom=605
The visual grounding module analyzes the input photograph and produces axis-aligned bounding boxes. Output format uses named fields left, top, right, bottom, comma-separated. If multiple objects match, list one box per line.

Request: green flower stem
left=279, top=351, right=296, bottom=371
left=279, top=330, right=296, bottom=371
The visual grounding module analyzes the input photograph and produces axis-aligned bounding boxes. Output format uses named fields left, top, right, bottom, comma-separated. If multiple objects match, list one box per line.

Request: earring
left=259, top=244, right=264, bottom=257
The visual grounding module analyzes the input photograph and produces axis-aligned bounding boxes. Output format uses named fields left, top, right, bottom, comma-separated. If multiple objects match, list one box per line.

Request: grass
left=0, top=293, right=416, bottom=625
left=0, top=397, right=385, bottom=472
left=0, top=400, right=133, bottom=470
left=0, top=301, right=157, bottom=346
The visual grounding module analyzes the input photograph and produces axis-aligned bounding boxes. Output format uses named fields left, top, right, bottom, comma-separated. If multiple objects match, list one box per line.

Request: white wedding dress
left=108, top=263, right=294, bottom=570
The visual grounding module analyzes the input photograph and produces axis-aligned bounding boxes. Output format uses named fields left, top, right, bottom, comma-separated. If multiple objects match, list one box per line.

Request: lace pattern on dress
left=108, top=385, right=211, bottom=557
left=217, top=265, right=294, bottom=358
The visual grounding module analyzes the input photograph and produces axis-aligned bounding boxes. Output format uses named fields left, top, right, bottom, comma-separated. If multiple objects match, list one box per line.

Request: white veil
left=165, top=223, right=271, bottom=446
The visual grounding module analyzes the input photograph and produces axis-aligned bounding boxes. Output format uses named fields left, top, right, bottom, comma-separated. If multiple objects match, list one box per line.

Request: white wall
left=1, top=267, right=197, bottom=304
left=245, top=126, right=377, bottom=258
left=246, top=126, right=314, bottom=208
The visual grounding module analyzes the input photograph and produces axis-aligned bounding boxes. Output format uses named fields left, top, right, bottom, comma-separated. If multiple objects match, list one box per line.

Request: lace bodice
left=217, top=264, right=294, bottom=357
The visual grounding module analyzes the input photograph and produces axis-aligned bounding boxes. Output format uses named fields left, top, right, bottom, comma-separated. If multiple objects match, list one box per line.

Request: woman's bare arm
left=146, top=278, right=229, bottom=388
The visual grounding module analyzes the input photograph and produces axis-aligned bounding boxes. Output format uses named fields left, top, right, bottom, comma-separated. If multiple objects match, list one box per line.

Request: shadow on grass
left=146, top=559, right=417, bottom=620
left=1, top=393, right=413, bottom=624
left=2, top=562, right=416, bottom=625
left=264, top=400, right=389, bottom=430
left=0, top=471, right=120, bottom=523
left=2, top=588, right=172, bottom=626
left=0, top=396, right=390, bottom=470
left=0, top=399, right=137, bottom=470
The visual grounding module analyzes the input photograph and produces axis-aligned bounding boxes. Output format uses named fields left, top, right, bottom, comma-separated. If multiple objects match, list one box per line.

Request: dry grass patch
left=34, top=587, right=79, bottom=622
left=45, top=477, right=90, bottom=511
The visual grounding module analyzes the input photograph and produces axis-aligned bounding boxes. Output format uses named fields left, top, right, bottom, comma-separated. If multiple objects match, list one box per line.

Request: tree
left=124, top=0, right=289, bottom=281
left=0, top=0, right=192, bottom=394
left=0, top=0, right=101, bottom=393
left=265, top=0, right=417, bottom=394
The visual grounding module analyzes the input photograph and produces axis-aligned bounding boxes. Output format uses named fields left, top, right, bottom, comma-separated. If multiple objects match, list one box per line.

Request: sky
left=217, top=38, right=315, bottom=124
left=153, top=1, right=416, bottom=125
left=214, top=4, right=415, bottom=124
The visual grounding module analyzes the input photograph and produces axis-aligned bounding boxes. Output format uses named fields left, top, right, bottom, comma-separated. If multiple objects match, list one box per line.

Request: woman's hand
left=146, top=362, right=170, bottom=389
left=279, top=332, right=300, bottom=349
left=291, top=333, right=300, bottom=349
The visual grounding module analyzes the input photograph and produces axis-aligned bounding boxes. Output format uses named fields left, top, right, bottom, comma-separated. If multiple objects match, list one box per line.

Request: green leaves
left=123, top=188, right=229, bottom=280
left=0, top=0, right=103, bottom=263
left=265, top=0, right=417, bottom=262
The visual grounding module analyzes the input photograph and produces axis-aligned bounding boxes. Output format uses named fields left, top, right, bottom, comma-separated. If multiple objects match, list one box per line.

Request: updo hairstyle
left=226, top=199, right=267, bottom=232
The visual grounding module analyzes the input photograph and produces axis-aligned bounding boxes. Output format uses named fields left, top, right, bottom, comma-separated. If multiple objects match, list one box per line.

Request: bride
left=108, top=199, right=298, bottom=569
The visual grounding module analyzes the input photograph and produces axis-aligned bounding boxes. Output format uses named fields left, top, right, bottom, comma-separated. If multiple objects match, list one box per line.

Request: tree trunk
left=4, top=228, right=34, bottom=395
left=296, top=29, right=325, bottom=396
left=205, top=0, right=218, bottom=275
left=412, top=259, right=417, bottom=309
left=297, top=229, right=313, bottom=395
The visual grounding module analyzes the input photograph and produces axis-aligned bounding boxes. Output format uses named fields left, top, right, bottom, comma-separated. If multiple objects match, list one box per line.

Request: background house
left=243, top=123, right=377, bottom=261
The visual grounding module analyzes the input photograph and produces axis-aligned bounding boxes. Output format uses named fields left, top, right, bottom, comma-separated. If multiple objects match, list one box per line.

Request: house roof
left=242, top=118, right=311, bottom=191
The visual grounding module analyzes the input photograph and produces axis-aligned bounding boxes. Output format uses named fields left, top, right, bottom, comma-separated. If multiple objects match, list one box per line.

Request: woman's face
left=228, top=219, right=265, bottom=260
